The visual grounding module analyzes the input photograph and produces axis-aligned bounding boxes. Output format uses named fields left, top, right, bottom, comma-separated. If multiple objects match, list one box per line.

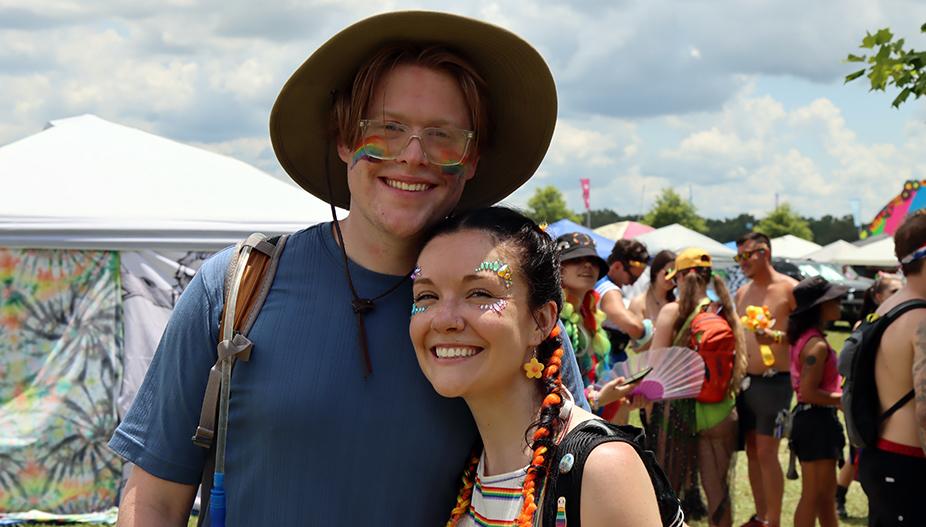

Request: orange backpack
left=679, top=299, right=736, bottom=403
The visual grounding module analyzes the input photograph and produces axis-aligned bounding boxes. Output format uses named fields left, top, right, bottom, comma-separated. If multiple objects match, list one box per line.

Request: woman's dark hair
left=650, top=250, right=676, bottom=282
left=787, top=304, right=823, bottom=345
left=649, top=250, right=677, bottom=303
left=860, top=274, right=901, bottom=319
left=423, top=206, right=565, bottom=522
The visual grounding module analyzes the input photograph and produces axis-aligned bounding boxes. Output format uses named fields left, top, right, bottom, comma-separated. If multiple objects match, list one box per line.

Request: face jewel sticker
left=475, top=260, right=512, bottom=288
left=478, top=298, right=508, bottom=316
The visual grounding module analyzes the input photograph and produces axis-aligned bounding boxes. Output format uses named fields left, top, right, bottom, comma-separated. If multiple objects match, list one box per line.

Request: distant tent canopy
left=544, top=219, right=616, bottom=260
left=593, top=220, right=654, bottom=241
left=861, top=179, right=926, bottom=240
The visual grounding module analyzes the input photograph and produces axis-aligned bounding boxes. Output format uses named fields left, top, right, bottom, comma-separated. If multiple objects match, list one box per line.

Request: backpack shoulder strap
left=542, top=420, right=684, bottom=527
left=194, top=233, right=288, bottom=527
left=672, top=297, right=711, bottom=347
left=863, top=299, right=926, bottom=426
left=877, top=299, right=926, bottom=326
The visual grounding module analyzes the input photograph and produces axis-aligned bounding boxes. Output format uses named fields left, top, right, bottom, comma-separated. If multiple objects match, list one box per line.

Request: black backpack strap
left=880, top=390, right=915, bottom=423
left=542, top=420, right=684, bottom=527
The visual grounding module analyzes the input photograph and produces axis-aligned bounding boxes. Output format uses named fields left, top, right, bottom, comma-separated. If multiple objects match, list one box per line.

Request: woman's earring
left=523, top=354, right=544, bottom=379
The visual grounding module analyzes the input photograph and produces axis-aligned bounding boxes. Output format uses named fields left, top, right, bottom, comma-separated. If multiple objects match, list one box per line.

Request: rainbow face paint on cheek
left=440, top=162, right=465, bottom=177
left=479, top=298, right=508, bottom=315
left=350, top=137, right=387, bottom=169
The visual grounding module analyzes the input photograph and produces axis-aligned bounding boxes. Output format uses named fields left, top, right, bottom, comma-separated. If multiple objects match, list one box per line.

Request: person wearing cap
left=856, top=211, right=926, bottom=527
left=649, top=248, right=747, bottom=527
left=108, top=12, right=590, bottom=526
left=785, top=276, right=846, bottom=527
left=733, top=232, right=798, bottom=527
left=595, top=239, right=648, bottom=363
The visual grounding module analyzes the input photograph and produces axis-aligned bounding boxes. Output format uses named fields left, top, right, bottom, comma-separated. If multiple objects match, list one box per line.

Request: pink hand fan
left=611, top=347, right=705, bottom=401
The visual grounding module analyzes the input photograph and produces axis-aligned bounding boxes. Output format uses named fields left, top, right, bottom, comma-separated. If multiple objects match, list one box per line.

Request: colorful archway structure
left=860, top=179, right=926, bottom=239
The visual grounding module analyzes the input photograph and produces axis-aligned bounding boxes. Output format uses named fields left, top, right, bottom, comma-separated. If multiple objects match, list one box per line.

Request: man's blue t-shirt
left=110, top=222, right=588, bottom=525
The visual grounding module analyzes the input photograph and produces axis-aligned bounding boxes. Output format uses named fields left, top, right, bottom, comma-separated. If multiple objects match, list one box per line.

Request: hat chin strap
left=324, top=92, right=410, bottom=377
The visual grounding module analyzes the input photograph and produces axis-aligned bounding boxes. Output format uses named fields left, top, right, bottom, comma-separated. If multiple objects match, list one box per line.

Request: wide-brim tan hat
left=269, top=11, right=557, bottom=211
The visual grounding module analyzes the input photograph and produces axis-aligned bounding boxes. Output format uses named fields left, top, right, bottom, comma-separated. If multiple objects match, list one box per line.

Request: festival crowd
left=107, top=10, right=926, bottom=527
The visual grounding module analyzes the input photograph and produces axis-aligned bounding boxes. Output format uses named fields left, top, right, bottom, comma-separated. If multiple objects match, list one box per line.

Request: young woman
left=555, top=232, right=613, bottom=388
left=629, top=250, right=677, bottom=352
left=787, top=277, right=846, bottom=527
left=409, top=208, right=672, bottom=526
left=648, top=248, right=747, bottom=527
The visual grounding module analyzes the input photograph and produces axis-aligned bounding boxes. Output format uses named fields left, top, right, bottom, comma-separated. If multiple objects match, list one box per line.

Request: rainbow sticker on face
left=479, top=298, right=508, bottom=315
left=440, top=162, right=465, bottom=177
left=411, top=303, right=428, bottom=317
left=475, top=260, right=512, bottom=288
left=350, top=136, right=387, bottom=169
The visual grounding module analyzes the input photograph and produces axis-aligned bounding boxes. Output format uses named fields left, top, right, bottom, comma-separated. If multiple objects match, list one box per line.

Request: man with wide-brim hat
left=110, top=11, right=589, bottom=526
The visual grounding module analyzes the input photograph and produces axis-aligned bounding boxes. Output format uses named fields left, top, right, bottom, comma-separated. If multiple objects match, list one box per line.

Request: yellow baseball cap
left=664, top=247, right=712, bottom=280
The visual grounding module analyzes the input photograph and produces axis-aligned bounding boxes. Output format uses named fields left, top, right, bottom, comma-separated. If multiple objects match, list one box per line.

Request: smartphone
left=618, top=366, right=653, bottom=387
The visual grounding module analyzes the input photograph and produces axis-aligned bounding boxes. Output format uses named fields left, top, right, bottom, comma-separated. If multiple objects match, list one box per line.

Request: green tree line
left=525, top=186, right=860, bottom=245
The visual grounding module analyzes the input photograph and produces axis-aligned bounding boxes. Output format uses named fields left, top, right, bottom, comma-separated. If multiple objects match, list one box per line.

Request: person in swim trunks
left=734, top=232, right=798, bottom=527
left=858, top=212, right=926, bottom=527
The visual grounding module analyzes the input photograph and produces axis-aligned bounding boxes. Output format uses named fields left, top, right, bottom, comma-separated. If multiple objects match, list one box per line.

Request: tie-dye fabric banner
left=0, top=249, right=122, bottom=513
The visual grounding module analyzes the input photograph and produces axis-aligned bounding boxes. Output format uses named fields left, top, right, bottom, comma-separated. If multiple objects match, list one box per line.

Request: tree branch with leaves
left=845, top=23, right=926, bottom=108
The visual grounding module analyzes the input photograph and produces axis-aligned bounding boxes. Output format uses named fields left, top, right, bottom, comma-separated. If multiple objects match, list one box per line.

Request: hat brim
left=269, top=11, right=557, bottom=211
left=665, top=262, right=711, bottom=281
left=560, top=248, right=609, bottom=279
left=792, top=283, right=850, bottom=315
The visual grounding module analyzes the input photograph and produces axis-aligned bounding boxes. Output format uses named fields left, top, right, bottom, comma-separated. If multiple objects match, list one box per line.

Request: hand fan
left=611, top=346, right=705, bottom=401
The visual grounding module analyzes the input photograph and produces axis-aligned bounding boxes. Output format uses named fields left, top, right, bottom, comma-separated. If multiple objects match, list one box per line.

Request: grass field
left=22, top=329, right=864, bottom=527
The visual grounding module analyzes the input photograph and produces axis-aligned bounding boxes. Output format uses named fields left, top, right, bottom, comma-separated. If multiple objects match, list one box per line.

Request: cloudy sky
left=3, top=0, right=926, bottom=223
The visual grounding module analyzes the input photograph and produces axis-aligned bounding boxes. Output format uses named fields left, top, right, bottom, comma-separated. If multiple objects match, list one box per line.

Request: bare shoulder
left=658, top=301, right=680, bottom=321
left=581, top=441, right=661, bottom=526
left=771, top=270, right=799, bottom=289
left=629, top=294, right=645, bottom=316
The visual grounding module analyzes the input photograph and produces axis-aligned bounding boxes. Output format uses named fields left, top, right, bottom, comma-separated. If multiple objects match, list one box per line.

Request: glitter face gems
left=350, top=137, right=387, bottom=169
left=474, top=260, right=512, bottom=288
left=478, top=298, right=508, bottom=316
left=410, top=265, right=422, bottom=281
left=410, top=303, right=428, bottom=317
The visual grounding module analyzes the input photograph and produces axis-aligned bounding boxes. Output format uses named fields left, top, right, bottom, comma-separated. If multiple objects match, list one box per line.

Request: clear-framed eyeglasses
left=357, top=119, right=474, bottom=167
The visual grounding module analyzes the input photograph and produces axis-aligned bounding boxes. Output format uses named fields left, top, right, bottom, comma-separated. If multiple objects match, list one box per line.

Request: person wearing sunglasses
left=108, top=12, right=591, bottom=526
left=732, top=232, right=798, bottom=527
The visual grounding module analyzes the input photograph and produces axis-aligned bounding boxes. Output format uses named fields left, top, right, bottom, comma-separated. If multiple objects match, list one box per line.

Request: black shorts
left=737, top=372, right=793, bottom=437
left=789, top=406, right=844, bottom=462
left=859, top=446, right=926, bottom=526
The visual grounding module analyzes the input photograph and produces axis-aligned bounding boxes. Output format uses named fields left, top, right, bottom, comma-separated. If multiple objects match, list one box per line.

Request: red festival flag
left=580, top=178, right=591, bottom=210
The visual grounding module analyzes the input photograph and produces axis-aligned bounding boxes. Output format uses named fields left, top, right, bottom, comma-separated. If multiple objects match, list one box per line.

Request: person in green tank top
left=651, top=248, right=748, bottom=527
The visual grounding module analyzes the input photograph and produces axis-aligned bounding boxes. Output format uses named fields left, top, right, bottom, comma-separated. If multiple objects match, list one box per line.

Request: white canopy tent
left=804, top=240, right=862, bottom=264
left=770, top=234, right=822, bottom=258
left=840, top=236, right=898, bottom=267
left=1, top=114, right=341, bottom=250
left=634, top=223, right=736, bottom=257
left=0, top=115, right=341, bottom=514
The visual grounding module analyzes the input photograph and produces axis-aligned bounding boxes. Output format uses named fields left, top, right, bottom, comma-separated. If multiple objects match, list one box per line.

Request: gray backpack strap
left=193, top=233, right=288, bottom=526
left=192, top=233, right=287, bottom=448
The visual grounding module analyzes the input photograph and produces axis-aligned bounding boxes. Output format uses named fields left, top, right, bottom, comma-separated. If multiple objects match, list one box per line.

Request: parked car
left=772, top=258, right=873, bottom=325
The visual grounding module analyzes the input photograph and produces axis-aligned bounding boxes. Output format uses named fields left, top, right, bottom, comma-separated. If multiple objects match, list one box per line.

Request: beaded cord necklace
left=445, top=327, right=570, bottom=527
